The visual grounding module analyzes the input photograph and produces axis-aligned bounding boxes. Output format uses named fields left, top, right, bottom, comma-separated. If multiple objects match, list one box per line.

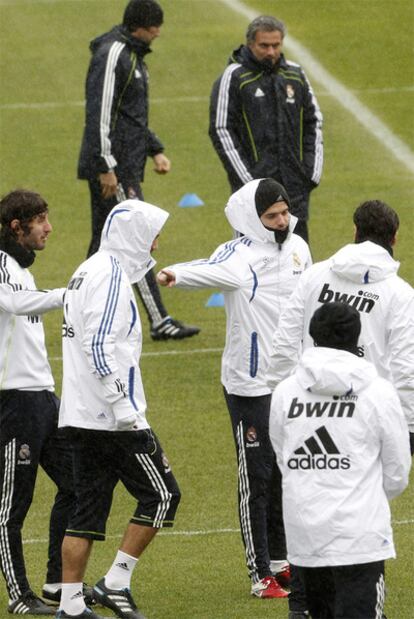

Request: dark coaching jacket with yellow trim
left=209, top=45, right=323, bottom=219
left=78, top=25, right=164, bottom=182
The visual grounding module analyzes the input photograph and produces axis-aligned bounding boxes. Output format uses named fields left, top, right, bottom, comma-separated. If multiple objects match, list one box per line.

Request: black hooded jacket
left=209, top=45, right=323, bottom=219
left=77, top=25, right=164, bottom=182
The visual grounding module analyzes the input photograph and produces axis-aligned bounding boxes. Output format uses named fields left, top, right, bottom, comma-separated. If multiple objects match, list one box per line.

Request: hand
left=156, top=269, right=176, bottom=287
left=153, top=153, right=171, bottom=175
left=112, top=397, right=140, bottom=431
left=99, top=170, right=118, bottom=199
left=116, top=412, right=140, bottom=432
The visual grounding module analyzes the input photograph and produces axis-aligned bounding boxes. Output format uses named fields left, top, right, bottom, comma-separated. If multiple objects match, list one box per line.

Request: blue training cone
left=206, top=292, right=225, bottom=307
left=178, top=193, right=204, bottom=207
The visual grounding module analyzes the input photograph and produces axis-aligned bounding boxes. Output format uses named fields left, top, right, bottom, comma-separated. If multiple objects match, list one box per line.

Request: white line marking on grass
left=0, top=96, right=209, bottom=110
left=49, top=347, right=223, bottom=362
left=21, top=519, right=414, bottom=545
left=1, top=87, right=413, bottom=111
left=220, top=0, right=414, bottom=174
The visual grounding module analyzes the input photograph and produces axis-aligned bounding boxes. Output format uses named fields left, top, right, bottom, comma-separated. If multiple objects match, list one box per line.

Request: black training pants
left=0, top=390, right=75, bottom=601
left=296, top=560, right=386, bottom=619
left=224, top=388, right=286, bottom=583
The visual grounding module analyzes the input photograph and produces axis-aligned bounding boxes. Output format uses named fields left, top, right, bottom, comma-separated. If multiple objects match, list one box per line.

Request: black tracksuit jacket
left=78, top=25, right=163, bottom=183
left=209, top=46, right=323, bottom=220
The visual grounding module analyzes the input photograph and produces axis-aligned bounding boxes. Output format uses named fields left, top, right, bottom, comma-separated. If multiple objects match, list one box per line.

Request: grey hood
left=99, top=199, right=169, bottom=283
left=224, top=179, right=297, bottom=243
left=330, top=241, right=399, bottom=284
left=296, top=347, right=378, bottom=397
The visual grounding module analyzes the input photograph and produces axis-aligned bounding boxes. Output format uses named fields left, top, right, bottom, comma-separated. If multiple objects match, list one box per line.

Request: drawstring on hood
left=99, top=199, right=169, bottom=284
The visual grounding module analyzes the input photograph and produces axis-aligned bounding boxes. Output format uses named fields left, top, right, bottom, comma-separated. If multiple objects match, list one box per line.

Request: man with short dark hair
left=0, top=189, right=75, bottom=616
left=157, top=178, right=312, bottom=598
left=269, top=302, right=411, bottom=619
left=268, top=199, right=414, bottom=448
left=209, top=14, right=323, bottom=243
left=78, top=0, right=199, bottom=341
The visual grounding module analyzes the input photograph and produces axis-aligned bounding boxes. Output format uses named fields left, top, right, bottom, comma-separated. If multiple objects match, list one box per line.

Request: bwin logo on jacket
left=318, top=283, right=379, bottom=313
left=288, top=426, right=351, bottom=470
left=288, top=396, right=356, bottom=418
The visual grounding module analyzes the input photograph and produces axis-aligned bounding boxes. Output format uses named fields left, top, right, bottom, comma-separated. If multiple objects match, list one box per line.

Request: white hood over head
left=224, top=179, right=297, bottom=243
left=330, top=241, right=399, bottom=284
left=296, top=347, right=378, bottom=397
left=99, top=199, right=169, bottom=283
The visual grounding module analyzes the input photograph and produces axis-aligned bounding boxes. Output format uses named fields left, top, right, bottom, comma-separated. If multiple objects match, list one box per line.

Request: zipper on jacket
left=249, top=331, right=259, bottom=378
left=239, top=72, right=264, bottom=162
left=128, top=366, right=139, bottom=411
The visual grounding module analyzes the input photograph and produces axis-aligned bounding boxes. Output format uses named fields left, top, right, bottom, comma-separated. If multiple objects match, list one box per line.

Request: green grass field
left=0, top=0, right=413, bottom=617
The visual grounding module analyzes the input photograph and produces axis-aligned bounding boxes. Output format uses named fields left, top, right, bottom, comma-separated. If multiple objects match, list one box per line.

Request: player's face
left=249, top=30, right=283, bottom=65
left=132, top=25, right=161, bottom=44
left=260, top=201, right=289, bottom=230
left=13, top=212, right=52, bottom=251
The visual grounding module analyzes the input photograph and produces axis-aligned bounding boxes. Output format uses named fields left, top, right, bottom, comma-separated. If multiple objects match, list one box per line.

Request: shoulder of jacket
left=95, top=38, right=127, bottom=62
left=392, top=275, right=414, bottom=298
left=290, top=234, right=309, bottom=250
left=221, top=62, right=243, bottom=78
left=363, top=375, right=398, bottom=402
left=279, top=60, right=306, bottom=81
left=0, top=250, right=20, bottom=272
left=285, top=59, right=302, bottom=69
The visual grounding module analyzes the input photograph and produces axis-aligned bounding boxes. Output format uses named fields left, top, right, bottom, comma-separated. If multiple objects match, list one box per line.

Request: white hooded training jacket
left=166, top=180, right=312, bottom=396
left=267, top=241, right=414, bottom=431
left=269, top=347, right=411, bottom=567
left=0, top=250, right=64, bottom=391
left=59, top=200, right=169, bottom=431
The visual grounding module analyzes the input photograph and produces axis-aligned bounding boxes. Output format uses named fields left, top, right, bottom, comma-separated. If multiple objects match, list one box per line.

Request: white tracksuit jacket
left=267, top=241, right=414, bottom=431
left=166, top=180, right=312, bottom=396
left=269, top=347, right=411, bottom=567
left=0, top=250, right=64, bottom=391
left=59, top=200, right=169, bottom=431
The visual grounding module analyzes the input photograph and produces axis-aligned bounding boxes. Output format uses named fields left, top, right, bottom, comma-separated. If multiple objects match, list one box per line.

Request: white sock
left=270, top=559, right=289, bottom=573
left=42, top=582, right=61, bottom=593
left=105, top=550, right=138, bottom=590
left=59, top=582, right=86, bottom=615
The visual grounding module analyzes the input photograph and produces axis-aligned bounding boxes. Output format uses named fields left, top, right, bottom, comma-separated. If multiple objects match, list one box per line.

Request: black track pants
left=296, top=560, right=386, bottom=619
left=224, top=388, right=286, bottom=583
left=0, top=390, right=75, bottom=601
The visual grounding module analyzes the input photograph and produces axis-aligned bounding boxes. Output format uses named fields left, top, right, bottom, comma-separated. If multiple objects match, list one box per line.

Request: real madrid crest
left=286, top=84, right=295, bottom=103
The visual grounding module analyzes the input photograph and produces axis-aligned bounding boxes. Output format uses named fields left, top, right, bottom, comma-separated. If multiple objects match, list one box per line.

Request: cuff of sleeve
left=100, top=374, right=126, bottom=405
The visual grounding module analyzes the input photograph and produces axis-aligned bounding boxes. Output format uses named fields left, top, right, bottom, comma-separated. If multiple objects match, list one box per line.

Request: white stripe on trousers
left=135, top=453, right=172, bottom=528
left=0, top=439, right=22, bottom=600
left=375, top=573, right=385, bottom=618
left=236, top=422, right=259, bottom=582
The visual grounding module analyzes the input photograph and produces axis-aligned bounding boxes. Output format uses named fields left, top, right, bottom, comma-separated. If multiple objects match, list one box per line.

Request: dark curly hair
left=0, top=189, right=48, bottom=240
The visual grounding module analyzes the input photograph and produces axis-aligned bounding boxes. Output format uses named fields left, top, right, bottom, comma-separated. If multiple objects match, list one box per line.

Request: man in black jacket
left=209, top=15, right=323, bottom=243
left=78, top=0, right=199, bottom=342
